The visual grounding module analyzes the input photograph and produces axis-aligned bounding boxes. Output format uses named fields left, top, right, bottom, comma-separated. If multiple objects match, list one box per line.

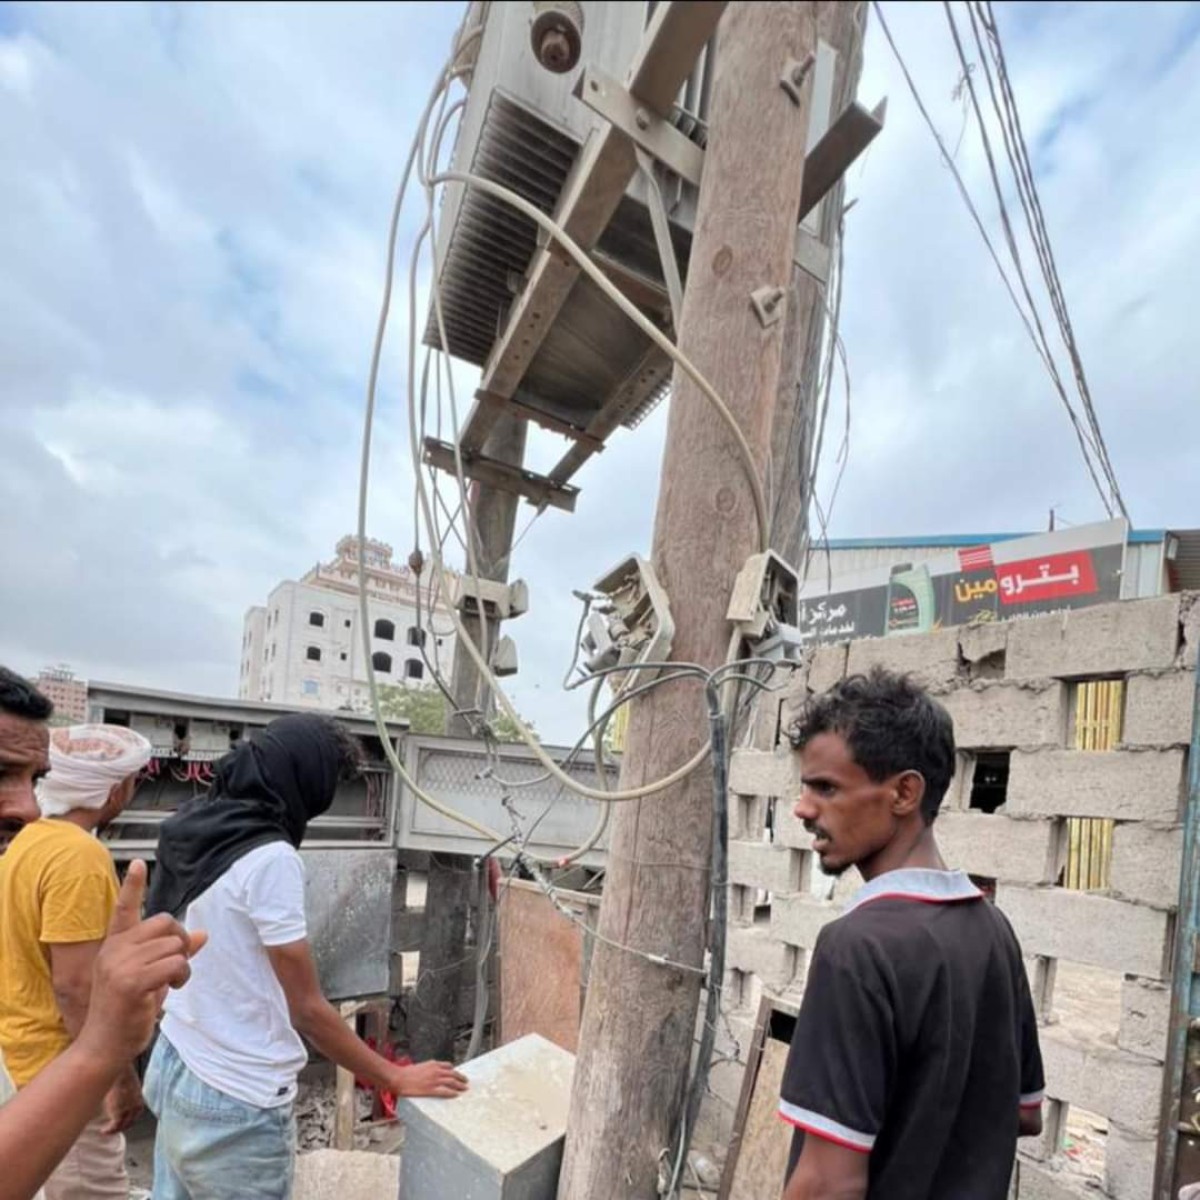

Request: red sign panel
left=995, top=550, right=1099, bottom=607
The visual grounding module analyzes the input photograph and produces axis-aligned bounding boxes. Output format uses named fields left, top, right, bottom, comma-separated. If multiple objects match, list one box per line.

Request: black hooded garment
left=147, top=713, right=342, bottom=918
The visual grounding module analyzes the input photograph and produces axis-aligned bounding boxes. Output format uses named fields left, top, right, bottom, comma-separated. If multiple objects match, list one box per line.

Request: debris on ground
left=295, top=1077, right=390, bottom=1152
left=293, top=1149, right=401, bottom=1199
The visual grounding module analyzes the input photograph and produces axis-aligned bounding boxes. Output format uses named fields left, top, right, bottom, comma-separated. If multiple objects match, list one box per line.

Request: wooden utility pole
left=769, top=2, right=868, bottom=565
left=409, top=413, right=528, bottom=1062
left=557, top=5, right=836, bottom=1195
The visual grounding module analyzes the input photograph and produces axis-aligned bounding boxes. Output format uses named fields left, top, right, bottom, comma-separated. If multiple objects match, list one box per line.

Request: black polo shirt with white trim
left=780, top=868, right=1044, bottom=1199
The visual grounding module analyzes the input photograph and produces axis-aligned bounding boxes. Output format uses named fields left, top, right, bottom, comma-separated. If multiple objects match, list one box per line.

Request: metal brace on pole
left=574, top=65, right=705, bottom=188
left=634, top=147, right=686, bottom=327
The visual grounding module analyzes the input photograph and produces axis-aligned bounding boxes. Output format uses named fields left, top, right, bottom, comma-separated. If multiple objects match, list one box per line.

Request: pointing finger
left=109, top=861, right=148, bottom=936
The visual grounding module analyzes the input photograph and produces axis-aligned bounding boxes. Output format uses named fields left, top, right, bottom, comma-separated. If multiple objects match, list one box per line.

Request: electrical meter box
left=396, top=1034, right=574, bottom=1199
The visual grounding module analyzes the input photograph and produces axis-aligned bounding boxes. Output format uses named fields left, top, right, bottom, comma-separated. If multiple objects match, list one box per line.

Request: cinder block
left=1039, top=1023, right=1163, bottom=1136
left=1123, top=670, right=1196, bottom=746
left=1182, top=592, right=1200, bottom=669
left=1105, top=1122, right=1158, bottom=1200
left=996, top=884, right=1173, bottom=979
left=1110, top=822, right=1183, bottom=910
left=1006, top=594, right=1181, bottom=679
left=726, top=923, right=799, bottom=992
left=1015, top=1158, right=1103, bottom=1200
left=770, top=892, right=839, bottom=951
left=727, top=839, right=801, bottom=894
left=938, top=680, right=1066, bottom=749
left=935, top=812, right=1058, bottom=885
left=807, top=642, right=849, bottom=694
left=845, top=628, right=963, bottom=688
left=1008, top=747, right=1185, bottom=822
left=774, top=803, right=814, bottom=851
left=959, top=622, right=1009, bottom=666
left=729, top=748, right=801, bottom=798
left=731, top=794, right=770, bottom=841
left=1118, top=976, right=1172, bottom=1062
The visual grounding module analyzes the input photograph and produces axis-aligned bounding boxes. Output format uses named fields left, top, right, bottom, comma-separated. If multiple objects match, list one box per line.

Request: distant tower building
left=32, top=664, right=88, bottom=724
left=238, top=536, right=457, bottom=712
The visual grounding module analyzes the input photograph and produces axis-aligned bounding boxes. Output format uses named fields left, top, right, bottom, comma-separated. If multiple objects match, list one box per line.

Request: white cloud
left=0, top=1, right=1196, bottom=744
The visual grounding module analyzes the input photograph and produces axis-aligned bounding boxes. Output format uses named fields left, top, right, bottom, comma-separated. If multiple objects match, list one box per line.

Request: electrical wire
left=873, top=0, right=1127, bottom=520
left=967, top=0, right=1127, bottom=519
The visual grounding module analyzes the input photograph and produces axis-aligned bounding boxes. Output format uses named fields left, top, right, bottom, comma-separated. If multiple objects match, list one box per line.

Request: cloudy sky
left=2, top=1, right=1197, bottom=743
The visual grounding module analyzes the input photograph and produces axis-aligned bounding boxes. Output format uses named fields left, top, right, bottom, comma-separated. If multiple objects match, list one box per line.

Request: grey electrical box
left=397, top=1034, right=574, bottom=1199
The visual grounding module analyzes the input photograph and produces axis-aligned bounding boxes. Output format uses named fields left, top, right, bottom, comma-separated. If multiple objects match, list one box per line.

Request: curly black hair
left=787, top=667, right=956, bottom=824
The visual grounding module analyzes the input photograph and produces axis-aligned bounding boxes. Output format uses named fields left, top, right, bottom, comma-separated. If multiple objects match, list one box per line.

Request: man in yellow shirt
left=0, top=723, right=152, bottom=1200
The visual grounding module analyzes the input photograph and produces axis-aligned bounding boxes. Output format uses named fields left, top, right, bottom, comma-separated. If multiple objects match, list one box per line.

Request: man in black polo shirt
left=780, top=668, right=1044, bottom=1200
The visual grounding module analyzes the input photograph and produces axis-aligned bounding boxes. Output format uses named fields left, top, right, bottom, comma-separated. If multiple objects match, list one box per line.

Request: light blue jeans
left=144, top=1034, right=296, bottom=1200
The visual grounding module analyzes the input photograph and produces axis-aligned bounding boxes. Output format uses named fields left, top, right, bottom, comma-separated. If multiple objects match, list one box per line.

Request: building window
left=302, top=679, right=319, bottom=696
left=340, top=651, right=348, bottom=662
left=309, top=611, right=325, bottom=628
left=344, top=618, right=352, bottom=628
left=407, top=626, right=427, bottom=648
left=372, top=652, right=393, bottom=674
left=271, top=643, right=276, bottom=660
left=306, top=646, right=322, bottom=662
left=374, top=618, right=395, bottom=641
left=404, top=659, right=425, bottom=681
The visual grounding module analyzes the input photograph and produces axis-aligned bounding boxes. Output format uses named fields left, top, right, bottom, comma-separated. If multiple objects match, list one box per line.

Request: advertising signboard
left=796, top=519, right=1129, bottom=646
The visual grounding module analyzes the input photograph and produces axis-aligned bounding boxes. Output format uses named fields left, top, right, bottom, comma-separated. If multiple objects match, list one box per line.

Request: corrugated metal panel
left=1170, top=529, right=1200, bottom=590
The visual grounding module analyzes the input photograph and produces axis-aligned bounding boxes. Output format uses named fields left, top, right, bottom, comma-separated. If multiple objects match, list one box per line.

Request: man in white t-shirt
left=144, top=714, right=466, bottom=1200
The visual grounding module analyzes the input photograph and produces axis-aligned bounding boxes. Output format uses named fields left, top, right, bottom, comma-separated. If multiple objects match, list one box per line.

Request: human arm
left=778, top=925, right=892, bottom=1200
left=49, top=916, right=142, bottom=1133
left=267, top=939, right=467, bottom=1099
left=1015, top=946, right=1046, bottom=1138
left=0, top=861, right=205, bottom=1200
left=782, top=1137, right=869, bottom=1200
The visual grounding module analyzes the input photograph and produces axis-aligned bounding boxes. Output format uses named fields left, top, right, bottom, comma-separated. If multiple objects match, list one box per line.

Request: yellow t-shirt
left=0, top=819, right=118, bottom=1087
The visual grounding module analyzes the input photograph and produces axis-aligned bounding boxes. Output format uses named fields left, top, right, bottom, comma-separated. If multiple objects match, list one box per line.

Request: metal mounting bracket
left=634, top=147, right=685, bottom=327
left=574, top=65, right=705, bottom=188
left=798, top=97, right=888, bottom=222
left=780, top=53, right=815, bottom=106
left=793, top=227, right=832, bottom=287
left=750, top=286, right=787, bottom=328
left=422, top=437, right=579, bottom=513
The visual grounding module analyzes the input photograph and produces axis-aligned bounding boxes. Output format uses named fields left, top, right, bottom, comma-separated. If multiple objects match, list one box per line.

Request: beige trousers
left=43, top=1112, right=128, bottom=1200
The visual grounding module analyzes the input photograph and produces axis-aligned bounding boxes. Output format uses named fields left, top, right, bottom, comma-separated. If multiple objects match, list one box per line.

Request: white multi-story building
left=239, top=536, right=456, bottom=712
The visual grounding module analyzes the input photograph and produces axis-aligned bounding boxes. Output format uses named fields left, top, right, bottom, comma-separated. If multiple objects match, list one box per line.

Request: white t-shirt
left=161, top=841, right=308, bottom=1108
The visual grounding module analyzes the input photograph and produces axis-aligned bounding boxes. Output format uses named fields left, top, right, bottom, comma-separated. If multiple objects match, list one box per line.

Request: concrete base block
left=1006, top=594, right=1181, bottom=678
left=397, top=1034, right=573, bottom=1200
left=1110, top=822, right=1183, bottom=910
left=997, top=884, right=1173, bottom=979
left=1008, top=748, right=1185, bottom=822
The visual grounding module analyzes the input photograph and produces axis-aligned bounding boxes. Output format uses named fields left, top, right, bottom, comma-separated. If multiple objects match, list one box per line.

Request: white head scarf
left=37, top=724, right=153, bottom=818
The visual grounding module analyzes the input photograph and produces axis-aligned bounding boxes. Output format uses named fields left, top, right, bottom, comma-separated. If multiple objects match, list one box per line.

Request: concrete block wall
left=709, top=593, right=1197, bottom=1199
